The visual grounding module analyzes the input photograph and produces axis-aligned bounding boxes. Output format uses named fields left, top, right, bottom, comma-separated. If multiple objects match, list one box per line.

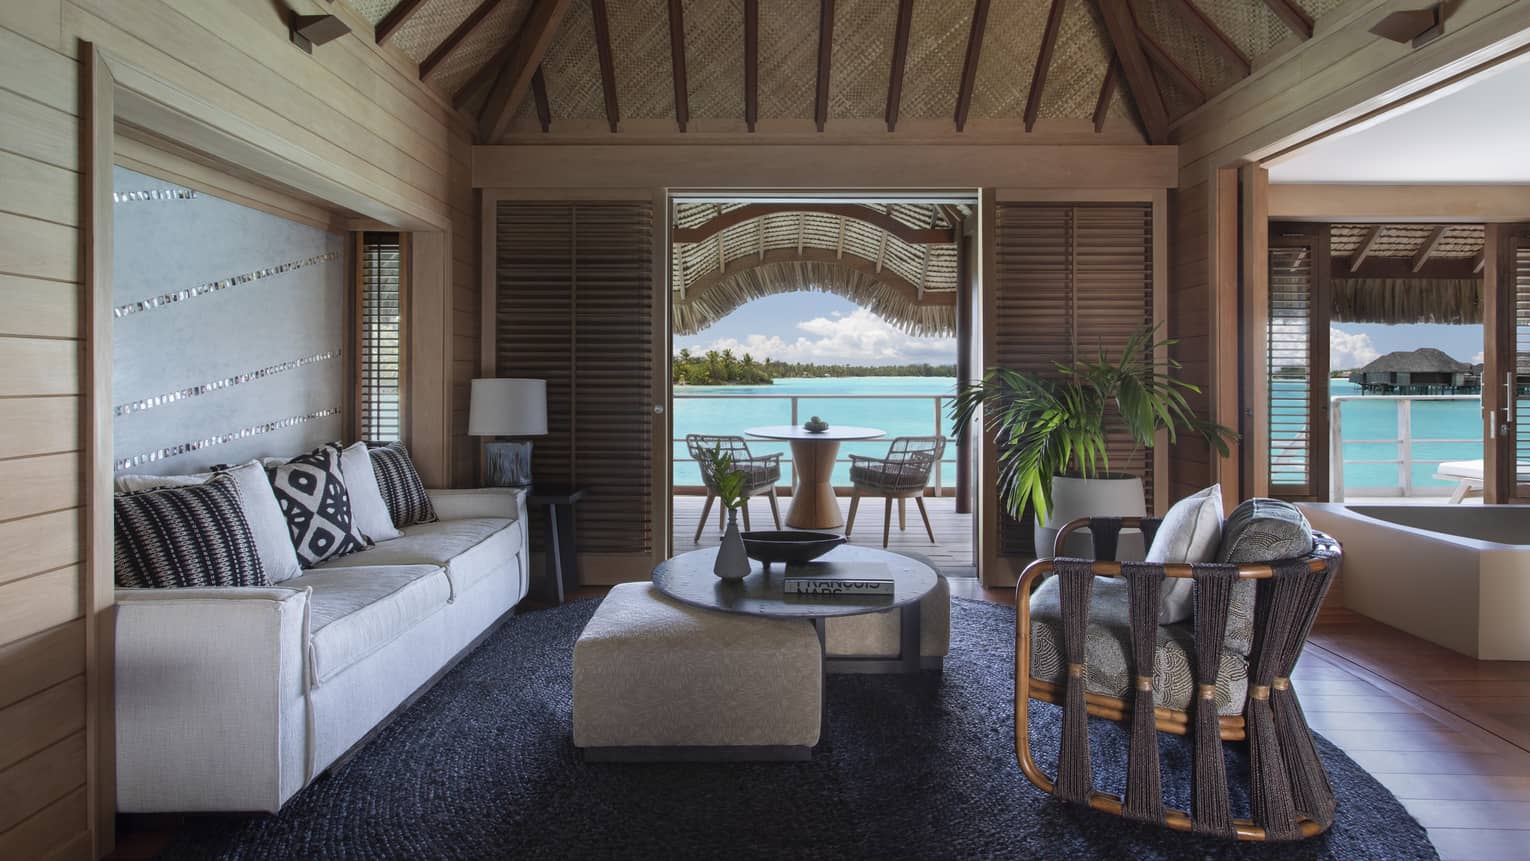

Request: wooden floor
left=672, top=492, right=974, bottom=570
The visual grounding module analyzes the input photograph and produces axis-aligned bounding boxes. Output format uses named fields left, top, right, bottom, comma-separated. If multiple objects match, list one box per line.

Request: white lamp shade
left=468, top=378, right=547, bottom=436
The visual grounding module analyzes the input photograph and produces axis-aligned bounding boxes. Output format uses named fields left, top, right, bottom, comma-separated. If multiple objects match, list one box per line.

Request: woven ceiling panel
left=897, top=0, right=974, bottom=119
left=424, top=0, right=530, bottom=95
left=1330, top=225, right=1486, bottom=258
left=1296, top=0, right=1346, bottom=20
left=390, top=0, right=473, bottom=62
left=969, top=0, right=1050, bottom=120
left=1038, top=0, right=1110, bottom=120
left=1192, top=0, right=1291, bottom=61
left=1136, top=0, right=1232, bottom=98
left=609, top=0, right=675, bottom=119
left=682, top=0, right=745, bottom=119
left=543, top=0, right=606, bottom=119
left=1156, top=64, right=1199, bottom=121
left=758, top=0, right=818, bottom=119
left=351, top=0, right=397, bottom=25
left=827, top=0, right=897, bottom=119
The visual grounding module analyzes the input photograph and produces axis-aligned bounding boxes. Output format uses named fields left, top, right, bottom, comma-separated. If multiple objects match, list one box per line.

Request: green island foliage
left=672, top=348, right=956, bottom=385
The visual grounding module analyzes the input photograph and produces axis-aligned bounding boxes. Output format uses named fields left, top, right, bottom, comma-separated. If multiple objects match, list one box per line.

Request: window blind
left=360, top=232, right=404, bottom=442
left=1267, top=226, right=1330, bottom=501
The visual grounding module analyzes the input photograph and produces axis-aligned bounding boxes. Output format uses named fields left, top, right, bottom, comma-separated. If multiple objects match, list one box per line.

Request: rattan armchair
left=846, top=436, right=946, bottom=547
left=685, top=434, right=782, bottom=541
left=1015, top=515, right=1341, bottom=842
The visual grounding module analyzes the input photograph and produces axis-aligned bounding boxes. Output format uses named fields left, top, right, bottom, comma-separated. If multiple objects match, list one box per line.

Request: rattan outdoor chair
left=846, top=436, right=946, bottom=548
left=1015, top=515, right=1341, bottom=842
left=685, top=434, right=782, bottom=541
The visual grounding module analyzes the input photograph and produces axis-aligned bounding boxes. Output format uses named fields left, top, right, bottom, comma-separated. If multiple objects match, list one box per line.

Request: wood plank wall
left=0, top=2, right=477, bottom=856
left=1167, top=180, right=1214, bottom=502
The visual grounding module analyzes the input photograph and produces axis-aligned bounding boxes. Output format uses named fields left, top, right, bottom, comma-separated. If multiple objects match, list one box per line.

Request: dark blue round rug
left=166, top=596, right=1438, bottom=860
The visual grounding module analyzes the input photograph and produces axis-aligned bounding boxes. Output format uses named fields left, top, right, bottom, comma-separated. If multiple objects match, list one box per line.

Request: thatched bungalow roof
left=1355, top=348, right=1470, bottom=375
left=1329, top=224, right=1485, bottom=325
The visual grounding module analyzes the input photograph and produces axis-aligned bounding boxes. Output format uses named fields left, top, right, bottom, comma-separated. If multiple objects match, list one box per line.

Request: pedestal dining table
left=745, top=425, right=884, bottom=530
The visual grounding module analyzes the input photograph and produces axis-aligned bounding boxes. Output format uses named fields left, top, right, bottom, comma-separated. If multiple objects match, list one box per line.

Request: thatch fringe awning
left=1331, top=278, right=1482, bottom=325
left=672, top=260, right=956, bottom=337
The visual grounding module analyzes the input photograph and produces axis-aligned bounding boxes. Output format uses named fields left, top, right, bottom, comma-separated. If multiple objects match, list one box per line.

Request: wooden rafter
left=954, top=0, right=991, bottom=133
left=672, top=204, right=957, bottom=244
left=875, top=232, right=889, bottom=272
left=1349, top=225, right=1383, bottom=272
left=1096, top=0, right=1168, bottom=144
left=885, top=0, right=913, bottom=132
left=475, top=0, right=572, bottom=141
left=1093, top=57, right=1119, bottom=133
left=1335, top=256, right=1478, bottom=280
left=1472, top=248, right=1486, bottom=274
left=744, top=0, right=758, bottom=132
left=1264, top=0, right=1315, bottom=40
left=376, top=0, right=427, bottom=44
left=814, top=0, right=836, bottom=133
left=1139, top=27, right=1205, bottom=105
left=420, top=0, right=500, bottom=79
left=665, top=0, right=689, bottom=133
left=1412, top=225, right=1447, bottom=273
left=1161, top=0, right=1250, bottom=77
left=1024, top=0, right=1067, bottom=133
left=531, top=65, right=552, bottom=132
left=591, top=0, right=620, bottom=133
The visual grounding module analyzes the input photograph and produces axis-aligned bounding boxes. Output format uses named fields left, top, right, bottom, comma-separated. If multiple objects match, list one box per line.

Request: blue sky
left=1330, top=323, right=1483, bottom=371
left=674, top=293, right=957, bottom=365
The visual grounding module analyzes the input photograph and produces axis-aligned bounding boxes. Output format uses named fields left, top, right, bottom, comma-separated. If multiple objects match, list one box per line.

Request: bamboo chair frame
left=686, top=434, right=782, bottom=540
left=1014, top=516, right=1340, bottom=842
left=846, top=436, right=946, bottom=547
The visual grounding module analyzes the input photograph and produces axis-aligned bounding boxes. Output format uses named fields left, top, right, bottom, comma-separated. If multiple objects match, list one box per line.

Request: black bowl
left=740, top=530, right=846, bottom=566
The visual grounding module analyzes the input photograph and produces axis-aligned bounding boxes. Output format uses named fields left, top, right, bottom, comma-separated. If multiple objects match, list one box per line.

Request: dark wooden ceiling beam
left=1264, top=0, right=1314, bottom=40
left=1096, top=0, right=1169, bottom=144
left=1331, top=255, right=1478, bottom=280
left=421, top=0, right=501, bottom=80
left=667, top=0, right=689, bottom=132
left=673, top=204, right=957, bottom=244
left=953, top=0, right=991, bottom=132
left=1161, top=0, right=1250, bottom=77
left=591, top=0, right=620, bottom=133
left=531, top=65, right=552, bottom=132
left=885, top=0, right=913, bottom=132
left=1138, top=27, right=1205, bottom=104
left=376, top=0, right=427, bottom=45
left=1472, top=248, right=1486, bottom=274
left=475, top=0, right=572, bottom=140
left=1023, top=0, right=1067, bottom=133
left=1349, top=225, right=1384, bottom=272
left=1413, top=225, right=1447, bottom=272
left=744, top=0, right=758, bottom=132
left=814, top=0, right=836, bottom=132
left=1093, top=57, right=1119, bottom=133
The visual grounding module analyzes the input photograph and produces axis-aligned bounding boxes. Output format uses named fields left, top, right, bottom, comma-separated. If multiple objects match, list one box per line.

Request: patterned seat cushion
left=849, top=459, right=931, bottom=491
left=1218, top=497, right=1314, bottom=564
left=1029, top=575, right=1249, bottom=715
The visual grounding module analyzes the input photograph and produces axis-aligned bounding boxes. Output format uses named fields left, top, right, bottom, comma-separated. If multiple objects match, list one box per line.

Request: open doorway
left=666, top=196, right=979, bottom=573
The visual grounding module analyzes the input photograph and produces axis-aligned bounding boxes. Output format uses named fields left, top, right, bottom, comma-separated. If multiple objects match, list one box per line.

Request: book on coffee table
left=782, top=561, right=894, bottom=596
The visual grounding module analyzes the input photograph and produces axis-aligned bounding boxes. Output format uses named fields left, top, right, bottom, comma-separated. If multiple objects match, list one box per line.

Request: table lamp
left=468, top=378, right=547, bottom=487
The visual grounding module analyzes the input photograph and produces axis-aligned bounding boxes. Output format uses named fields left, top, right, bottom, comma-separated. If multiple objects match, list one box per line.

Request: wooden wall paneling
left=0, top=621, right=84, bottom=711
left=0, top=787, right=87, bottom=861
left=0, top=730, right=86, bottom=833
left=978, top=188, right=1000, bottom=587
left=1240, top=163, right=1270, bottom=500
left=0, top=397, right=79, bottom=460
left=1268, top=183, right=1530, bottom=221
left=0, top=568, right=83, bottom=661
left=1167, top=180, right=1211, bottom=501
left=0, top=274, right=80, bottom=340
left=1211, top=167, right=1241, bottom=506
left=0, top=510, right=82, bottom=588
left=1152, top=189, right=1168, bottom=515
left=409, top=230, right=453, bottom=489
left=0, top=453, right=80, bottom=521
left=652, top=189, right=671, bottom=565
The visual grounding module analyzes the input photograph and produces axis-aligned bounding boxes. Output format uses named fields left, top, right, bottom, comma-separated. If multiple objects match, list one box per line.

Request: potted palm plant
left=951, top=325, right=1235, bottom=557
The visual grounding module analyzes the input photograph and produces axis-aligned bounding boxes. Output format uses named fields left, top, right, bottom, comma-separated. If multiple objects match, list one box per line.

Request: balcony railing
left=1329, top=394, right=1480, bottom=501
left=672, top=392, right=956, bottom=495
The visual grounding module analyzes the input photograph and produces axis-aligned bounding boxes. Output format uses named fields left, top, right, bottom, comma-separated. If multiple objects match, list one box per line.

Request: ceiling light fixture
left=289, top=13, right=351, bottom=54
left=1370, top=3, right=1447, bottom=48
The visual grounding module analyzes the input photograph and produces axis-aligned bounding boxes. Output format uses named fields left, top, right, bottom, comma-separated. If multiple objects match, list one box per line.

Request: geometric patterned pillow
left=266, top=444, right=370, bottom=567
left=367, top=441, right=437, bottom=528
left=114, top=472, right=268, bottom=588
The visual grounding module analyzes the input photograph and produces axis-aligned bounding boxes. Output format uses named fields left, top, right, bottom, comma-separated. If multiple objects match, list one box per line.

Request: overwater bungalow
left=5, top=1, right=1530, bottom=858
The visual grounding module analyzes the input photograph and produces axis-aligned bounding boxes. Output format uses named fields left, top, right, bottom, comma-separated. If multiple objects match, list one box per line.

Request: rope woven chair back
left=877, top=436, right=946, bottom=488
left=686, top=434, right=754, bottom=491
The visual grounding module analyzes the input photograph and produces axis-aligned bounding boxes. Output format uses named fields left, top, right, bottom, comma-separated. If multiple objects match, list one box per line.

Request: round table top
left=652, top=545, right=937, bottom=620
left=744, top=425, right=886, bottom=442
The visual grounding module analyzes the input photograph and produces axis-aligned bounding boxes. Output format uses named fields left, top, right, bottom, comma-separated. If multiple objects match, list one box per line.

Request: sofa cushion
left=1146, top=484, right=1224, bottom=624
left=115, top=473, right=268, bottom=589
left=1218, top=497, right=1314, bottom=564
left=339, top=442, right=401, bottom=544
left=314, top=517, right=521, bottom=600
left=290, top=564, right=450, bottom=683
left=368, top=442, right=437, bottom=528
left=266, top=444, right=370, bottom=567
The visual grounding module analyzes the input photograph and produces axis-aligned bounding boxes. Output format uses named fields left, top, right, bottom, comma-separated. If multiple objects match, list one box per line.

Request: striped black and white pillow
left=267, top=444, right=371, bottom=567
left=368, top=442, right=437, bottom=528
left=114, top=472, right=268, bottom=589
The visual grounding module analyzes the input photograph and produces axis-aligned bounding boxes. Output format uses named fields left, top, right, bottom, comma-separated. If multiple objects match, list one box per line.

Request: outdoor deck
left=673, top=493, right=975, bottom=572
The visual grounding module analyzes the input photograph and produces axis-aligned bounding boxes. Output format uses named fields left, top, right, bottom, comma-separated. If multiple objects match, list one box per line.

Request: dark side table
left=528, top=484, right=588, bottom=605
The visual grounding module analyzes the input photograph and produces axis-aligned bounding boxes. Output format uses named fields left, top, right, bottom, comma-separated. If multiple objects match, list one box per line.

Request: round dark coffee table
left=652, top=544, right=938, bottom=674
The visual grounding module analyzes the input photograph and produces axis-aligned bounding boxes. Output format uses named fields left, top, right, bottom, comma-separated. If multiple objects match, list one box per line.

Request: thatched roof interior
left=1330, top=224, right=1485, bottom=260
left=346, top=0, right=1343, bottom=143
left=1326, top=223, right=1486, bottom=325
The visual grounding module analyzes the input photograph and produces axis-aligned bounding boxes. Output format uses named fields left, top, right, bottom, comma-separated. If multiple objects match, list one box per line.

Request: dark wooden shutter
left=495, top=201, right=655, bottom=567
left=1509, top=228, right=1530, bottom=499
left=993, top=203, right=1154, bottom=556
left=359, top=232, right=404, bottom=442
left=1267, top=224, right=1330, bottom=501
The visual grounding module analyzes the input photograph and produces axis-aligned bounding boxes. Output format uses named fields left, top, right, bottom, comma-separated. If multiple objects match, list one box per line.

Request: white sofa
left=114, top=487, right=530, bottom=813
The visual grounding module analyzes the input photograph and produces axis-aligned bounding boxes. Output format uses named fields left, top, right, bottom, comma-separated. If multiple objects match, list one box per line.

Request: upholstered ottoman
left=823, top=574, right=950, bottom=670
left=573, top=582, right=822, bottom=760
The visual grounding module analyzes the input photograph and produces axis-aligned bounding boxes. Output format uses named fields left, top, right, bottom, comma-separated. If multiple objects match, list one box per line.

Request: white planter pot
left=1035, top=474, right=1147, bottom=560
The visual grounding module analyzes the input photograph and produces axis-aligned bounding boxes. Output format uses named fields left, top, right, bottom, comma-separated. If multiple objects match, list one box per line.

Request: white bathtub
left=1301, top=504, right=1530, bottom=660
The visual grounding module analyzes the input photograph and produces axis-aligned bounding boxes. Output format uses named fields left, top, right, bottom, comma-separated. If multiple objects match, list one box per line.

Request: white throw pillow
left=340, top=441, right=402, bottom=543
left=116, top=461, right=303, bottom=583
left=1145, top=484, right=1224, bottom=624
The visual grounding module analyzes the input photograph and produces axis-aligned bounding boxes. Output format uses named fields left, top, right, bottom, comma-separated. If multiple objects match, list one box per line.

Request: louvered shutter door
left=1511, top=229, right=1530, bottom=499
left=1267, top=226, right=1330, bottom=501
left=993, top=204, right=1155, bottom=557
left=496, top=202, right=655, bottom=568
left=360, top=233, right=404, bottom=442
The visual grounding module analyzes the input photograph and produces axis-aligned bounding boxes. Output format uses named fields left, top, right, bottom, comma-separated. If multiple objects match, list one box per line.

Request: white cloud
left=1472, top=350, right=1485, bottom=364
left=679, top=308, right=956, bottom=365
left=1330, top=327, right=1379, bottom=370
